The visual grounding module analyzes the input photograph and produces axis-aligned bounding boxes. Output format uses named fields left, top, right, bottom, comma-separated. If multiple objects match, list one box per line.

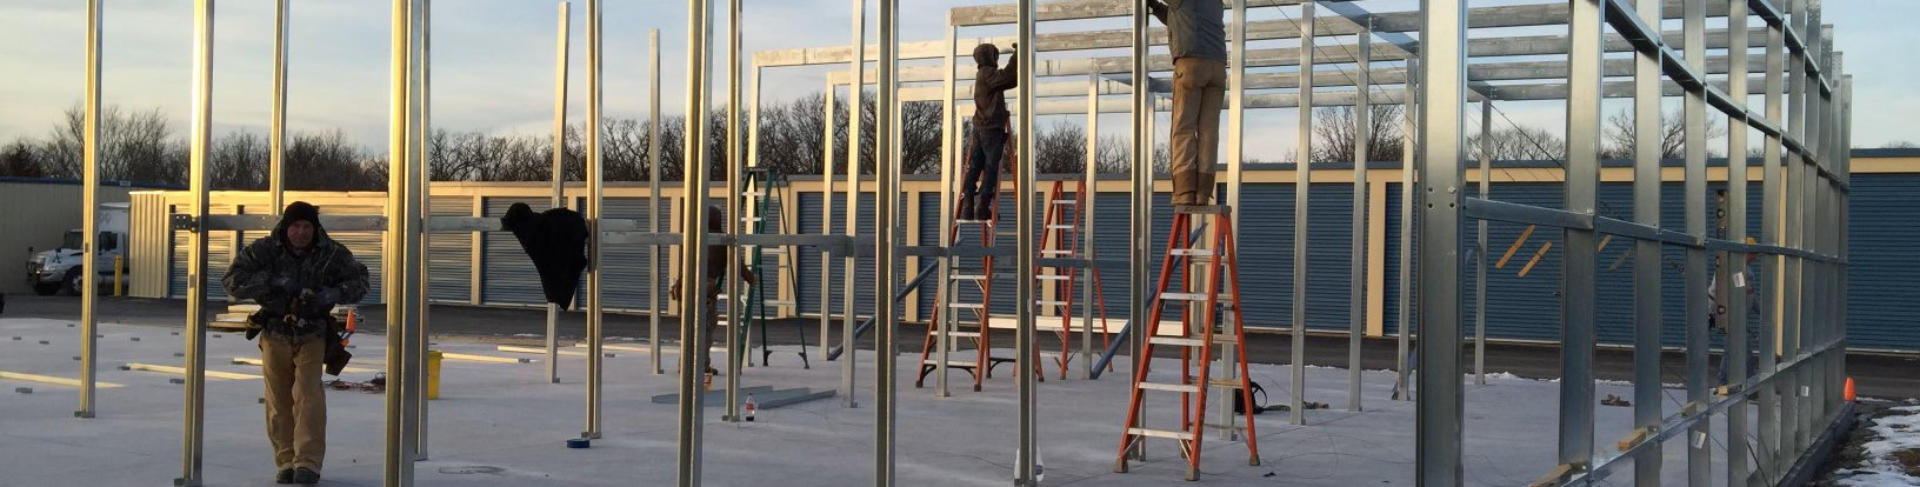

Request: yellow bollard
left=426, top=350, right=443, bottom=400
left=112, top=255, right=124, bottom=297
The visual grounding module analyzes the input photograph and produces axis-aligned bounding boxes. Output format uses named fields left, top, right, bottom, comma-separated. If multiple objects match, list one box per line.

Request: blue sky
left=1, top=0, right=1913, bottom=163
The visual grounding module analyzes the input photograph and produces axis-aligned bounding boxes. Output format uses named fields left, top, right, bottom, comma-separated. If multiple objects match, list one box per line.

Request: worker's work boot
left=975, top=194, right=996, bottom=221
left=276, top=468, right=295, bottom=484
left=957, top=195, right=976, bottom=221
left=291, top=467, right=320, bottom=485
left=1171, top=171, right=1194, bottom=206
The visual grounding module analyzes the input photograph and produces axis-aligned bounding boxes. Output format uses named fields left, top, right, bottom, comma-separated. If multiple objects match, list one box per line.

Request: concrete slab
left=1, top=317, right=1760, bottom=486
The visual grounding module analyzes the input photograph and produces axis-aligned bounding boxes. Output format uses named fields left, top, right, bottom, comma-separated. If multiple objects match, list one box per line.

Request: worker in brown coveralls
left=1148, top=0, right=1227, bottom=206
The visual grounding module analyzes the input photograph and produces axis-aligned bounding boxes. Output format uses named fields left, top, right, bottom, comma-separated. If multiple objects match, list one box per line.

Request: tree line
left=9, top=94, right=1776, bottom=191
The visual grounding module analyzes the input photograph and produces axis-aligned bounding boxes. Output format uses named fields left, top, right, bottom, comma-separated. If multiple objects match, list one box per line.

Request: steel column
left=821, top=78, right=837, bottom=365
left=675, top=0, right=714, bottom=484
left=649, top=28, right=664, bottom=375
left=76, top=0, right=103, bottom=420
left=841, top=0, right=863, bottom=411
left=269, top=0, right=288, bottom=214
left=1126, top=0, right=1151, bottom=460
left=933, top=22, right=956, bottom=396
left=1756, top=3, right=1786, bottom=477
left=1012, top=0, right=1036, bottom=483
left=176, top=1, right=215, bottom=484
left=381, top=1, right=424, bottom=485
left=1630, top=1, right=1664, bottom=484
left=1289, top=0, right=1314, bottom=426
left=583, top=0, right=605, bottom=439
left=1559, top=0, right=1602, bottom=476
left=1473, top=99, right=1488, bottom=387
left=545, top=1, right=570, bottom=385
left=1349, top=18, right=1371, bottom=406
left=409, top=0, right=432, bottom=460
left=1393, top=57, right=1416, bottom=402
left=1414, top=0, right=1466, bottom=484
left=1082, top=70, right=1099, bottom=379
left=724, top=0, right=744, bottom=424
left=876, top=0, right=901, bottom=483
left=1222, top=0, right=1247, bottom=435
left=1724, top=1, right=1751, bottom=483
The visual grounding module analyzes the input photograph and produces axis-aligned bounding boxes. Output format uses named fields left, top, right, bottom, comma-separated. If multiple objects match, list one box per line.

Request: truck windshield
left=62, top=231, right=83, bottom=250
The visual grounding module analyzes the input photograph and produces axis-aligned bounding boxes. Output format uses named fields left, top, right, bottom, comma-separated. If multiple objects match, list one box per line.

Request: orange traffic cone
left=343, top=310, right=356, bottom=346
left=1843, top=376, right=1856, bottom=402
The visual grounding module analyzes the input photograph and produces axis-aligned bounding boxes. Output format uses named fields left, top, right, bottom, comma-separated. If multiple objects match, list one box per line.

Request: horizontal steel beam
left=756, top=1, right=1746, bottom=66
left=1463, top=197, right=1846, bottom=264
left=173, top=213, right=387, bottom=233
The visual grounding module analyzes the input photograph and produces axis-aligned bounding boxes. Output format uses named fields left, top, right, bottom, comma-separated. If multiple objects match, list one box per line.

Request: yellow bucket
left=426, top=350, right=443, bottom=400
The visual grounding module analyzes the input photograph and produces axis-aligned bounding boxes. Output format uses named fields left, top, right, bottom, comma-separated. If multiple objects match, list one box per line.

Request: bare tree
left=1467, top=126, right=1567, bottom=162
left=1310, top=104, right=1405, bottom=164
left=1882, top=140, right=1918, bottom=149
left=209, top=131, right=267, bottom=190
left=1601, top=108, right=1725, bottom=160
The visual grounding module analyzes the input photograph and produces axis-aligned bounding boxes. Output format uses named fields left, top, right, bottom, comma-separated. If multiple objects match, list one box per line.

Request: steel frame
left=111, top=0, right=1851, bottom=485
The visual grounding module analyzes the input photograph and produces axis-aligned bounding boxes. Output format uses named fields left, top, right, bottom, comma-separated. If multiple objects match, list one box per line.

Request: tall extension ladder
left=734, top=167, right=806, bottom=368
left=1035, top=179, right=1113, bottom=379
left=1113, top=205, right=1259, bottom=481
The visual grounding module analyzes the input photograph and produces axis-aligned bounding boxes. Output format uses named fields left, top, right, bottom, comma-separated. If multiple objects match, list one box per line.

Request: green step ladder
left=733, top=167, right=806, bottom=369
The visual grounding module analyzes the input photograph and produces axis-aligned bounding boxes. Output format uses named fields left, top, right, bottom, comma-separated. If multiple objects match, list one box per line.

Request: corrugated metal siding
left=1235, top=183, right=1360, bottom=332
left=601, top=197, right=672, bottom=310
left=128, top=193, right=171, bottom=298
left=170, top=204, right=236, bottom=301
left=794, top=191, right=875, bottom=315
left=915, top=191, right=941, bottom=319
left=1846, top=174, right=1920, bottom=350
left=428, top=196, right=473, bottom=302
left=319, top=202, right=387, bottom=305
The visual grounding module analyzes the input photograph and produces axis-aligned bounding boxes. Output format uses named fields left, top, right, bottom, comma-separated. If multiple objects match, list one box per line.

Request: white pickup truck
left=24, top=203, right=129, bottom=296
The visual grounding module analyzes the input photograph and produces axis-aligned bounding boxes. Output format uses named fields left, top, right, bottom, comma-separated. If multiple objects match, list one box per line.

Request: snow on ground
left=1831, top=404, right=1920, bottom=486
left=0, top=317, right=1767, bottom=486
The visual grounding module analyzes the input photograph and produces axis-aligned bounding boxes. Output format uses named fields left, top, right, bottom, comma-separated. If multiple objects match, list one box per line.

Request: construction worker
left=670, top=205, right=756, bottom=390
left=222, top=201, right=369, bottom=485
left=961, top=42, right=1018, bottom=221
left=1147, top=0, right=1227, bottom=206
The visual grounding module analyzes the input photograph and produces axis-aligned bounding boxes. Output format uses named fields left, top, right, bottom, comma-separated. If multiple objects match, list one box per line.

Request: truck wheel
left=63, top=269, right=82, bottom=296
left=33, top=283, right=60, bottom=296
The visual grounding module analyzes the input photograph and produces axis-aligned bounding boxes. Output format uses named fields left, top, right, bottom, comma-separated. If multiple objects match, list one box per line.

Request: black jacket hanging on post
left=500, top=202, right=591, bottom=308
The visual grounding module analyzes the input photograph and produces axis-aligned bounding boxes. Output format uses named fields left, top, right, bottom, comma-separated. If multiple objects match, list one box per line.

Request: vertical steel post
left=649, top=29, right=664, bottom=375
left=1127, top=0, right=1152, bottom=459
left=76, top=0, right=103, bottom=421
left=1630, top=1, right=1664, bottom=484
left=1083, top=70, right=1099, bottom=380
left=934, top=21, right=956, bottom=397
left=1724, top=1, right=1751, bottom=483
left=724, top=0, right=744, bottom=424
left=1473, top=100, right=1488, bottom=387
left=1414, top=0, right=1465, bottom=484
left=583, top=0, right=604, bottom=439
left=1560, top=0, right=1602, bottom=476
left=381, top=0, right=420, bottom=485
left=1012, top=0, right=1036, bottom=483
left=1781, top=0, right=1807, bottom=463
left=1290, top=0, right=1315, bottom=426
left=841, top=0, right=864, bottom=411
left=409, top=0, right=432, bottom=460
left=1350, top=18, right=1372, bottom=408
left=675, top=0, right=713, bottom=484
left=1681, top=2, right=1712, bottom=483
left=821, top=78, right=837, bottom=363
left=1394, top=57, right=1417, bottom=402
left=176, top=2, right=215, bottom=485
left=270, top=0, right=288, bottom=214
left=1221, top=0, right=1248, bottom=435
left=546, top=1, right=570, bottom=385
left=876, top=0, right=900, bottom=483
left=1758, top=4, right=1786, bottom=477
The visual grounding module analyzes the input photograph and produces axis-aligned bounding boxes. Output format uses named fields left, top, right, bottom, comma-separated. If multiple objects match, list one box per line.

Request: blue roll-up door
left=428, top=196, right=472, bottom=302
left=793, top=191, right=874, bottom=316
left=1847, top=174, right=1920, bottom=350
left=601, top=197, right=671, bottom=311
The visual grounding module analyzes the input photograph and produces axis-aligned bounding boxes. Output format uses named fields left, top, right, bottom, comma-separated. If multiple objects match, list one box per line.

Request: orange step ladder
left=916, top=129, right=1042, bottom=391
left=1035, top=179, right=1113, bottom=379
left=1113, top=205, right=1259, bottom=481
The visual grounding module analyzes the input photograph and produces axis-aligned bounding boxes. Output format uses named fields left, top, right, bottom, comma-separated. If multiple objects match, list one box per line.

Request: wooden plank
left=0, top=371, right=124, bottom=388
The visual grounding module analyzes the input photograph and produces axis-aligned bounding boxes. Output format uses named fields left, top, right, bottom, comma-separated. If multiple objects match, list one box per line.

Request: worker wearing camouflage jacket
left=222, top=201, right=369, bottom=485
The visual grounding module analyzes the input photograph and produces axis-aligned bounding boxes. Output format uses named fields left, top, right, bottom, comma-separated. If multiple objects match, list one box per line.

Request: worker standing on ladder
left=671, top=205, right=756, bottom=389
left=961, top=42, right=1019, bottom=221
left=1147, top=0, right=1226, bottom=206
